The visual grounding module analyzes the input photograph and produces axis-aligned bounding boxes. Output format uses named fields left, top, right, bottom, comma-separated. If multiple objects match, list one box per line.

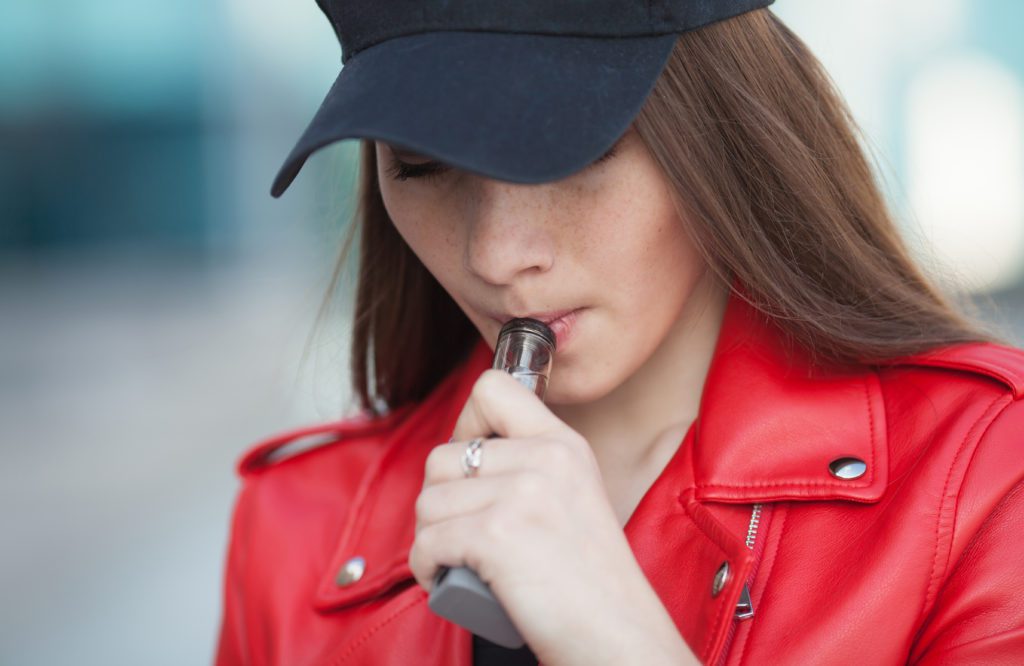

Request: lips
left=490, top=308, right=579, bottom=326
left=488, top=307, right=583, bottom=349
left=543, top=309, right=581, bottom=349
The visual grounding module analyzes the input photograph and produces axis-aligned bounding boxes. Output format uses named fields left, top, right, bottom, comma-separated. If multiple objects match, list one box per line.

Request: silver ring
left=460, top=437, right=486, bottom=478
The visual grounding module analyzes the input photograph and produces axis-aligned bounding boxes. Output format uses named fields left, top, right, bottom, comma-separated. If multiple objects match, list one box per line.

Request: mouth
left=489, top=308, right=580, bottom=327
left=488, top=307, right=584, bottom=349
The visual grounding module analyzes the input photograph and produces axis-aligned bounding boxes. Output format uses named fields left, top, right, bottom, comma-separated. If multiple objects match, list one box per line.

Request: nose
left=464, top=180, right=556, bottom=285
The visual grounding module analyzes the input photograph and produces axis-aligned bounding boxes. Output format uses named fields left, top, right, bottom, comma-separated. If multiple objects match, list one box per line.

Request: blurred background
left=2, top=1, right=1023, bottom=663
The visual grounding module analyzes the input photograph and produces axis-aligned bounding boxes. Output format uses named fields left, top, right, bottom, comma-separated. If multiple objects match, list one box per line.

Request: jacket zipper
left=714, top=503, right=772, bottom=666
left=734, top=503, right=763, bottom=619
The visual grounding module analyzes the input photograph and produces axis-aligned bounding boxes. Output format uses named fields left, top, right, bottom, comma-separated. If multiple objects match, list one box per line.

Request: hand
left=408, top=369, right=697, bottom=666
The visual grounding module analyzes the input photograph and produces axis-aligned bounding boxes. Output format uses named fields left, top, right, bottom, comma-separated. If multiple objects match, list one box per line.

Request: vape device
left=427, top=317, right=556, bottom=648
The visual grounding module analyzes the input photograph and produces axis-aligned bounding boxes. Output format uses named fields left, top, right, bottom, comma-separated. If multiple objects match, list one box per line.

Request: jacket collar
left=692, top=282, right=888, bottom=503
left=313, top=283, right=888, bottom=611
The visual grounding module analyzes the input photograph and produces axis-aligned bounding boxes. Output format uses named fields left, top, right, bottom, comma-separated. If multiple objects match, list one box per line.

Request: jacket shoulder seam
left=877, top=342, right=1024, bottom=400
left=912, top=443, right=1024, bottom=661
left=236, top=406, right=414, bottom=476
left=916, top=393, right=1015, bottom=631
left=919, top=623, right=1024, bottom=662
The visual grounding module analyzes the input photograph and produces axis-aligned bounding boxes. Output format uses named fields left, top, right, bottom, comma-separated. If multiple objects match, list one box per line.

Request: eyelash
left=385, top=142, right=620, bottom=182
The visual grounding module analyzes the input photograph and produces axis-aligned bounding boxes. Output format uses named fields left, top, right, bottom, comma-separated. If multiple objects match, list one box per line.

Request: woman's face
left=374, top=126, right=707, bottom=405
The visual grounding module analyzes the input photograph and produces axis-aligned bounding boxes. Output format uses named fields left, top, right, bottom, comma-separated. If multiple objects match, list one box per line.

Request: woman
left=216, top=1, right=1024, bottom=664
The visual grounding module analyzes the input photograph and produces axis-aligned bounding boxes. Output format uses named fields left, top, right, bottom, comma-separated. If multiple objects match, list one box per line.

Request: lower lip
left=545, top=309, right=582, bottom=350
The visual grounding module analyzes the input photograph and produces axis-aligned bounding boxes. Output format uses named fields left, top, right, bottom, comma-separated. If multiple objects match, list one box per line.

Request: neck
left=549, top=273, right=729, bottom=482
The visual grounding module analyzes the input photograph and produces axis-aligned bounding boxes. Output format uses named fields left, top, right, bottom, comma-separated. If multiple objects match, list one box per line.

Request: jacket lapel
left=623, top=285, right=888, bottom=662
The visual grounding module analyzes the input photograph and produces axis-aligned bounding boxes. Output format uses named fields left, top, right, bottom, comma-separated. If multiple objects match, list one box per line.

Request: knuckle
left=564, top=434, right=596, bottom=467
left=480, top=506, right=512, bottom=545
left=423, top=445, right=448, bottom=480
left=475, top=370, right=506, bottom=399
left=407, top=540, right=425, bottom=584
left=566, top=432, right=591, bottom=455
left=415, top=521, right=438, bottom=555
left=544, top=439, right=577, bottom=469
left=413, top=488, right=433, bottom=522
left=512, top=472, right=545, bottom=499
left=461, top=540, right=485, bottom=576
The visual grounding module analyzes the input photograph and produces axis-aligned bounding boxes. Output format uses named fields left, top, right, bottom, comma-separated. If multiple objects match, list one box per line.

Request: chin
left=544, top=366, right=619, bottom=406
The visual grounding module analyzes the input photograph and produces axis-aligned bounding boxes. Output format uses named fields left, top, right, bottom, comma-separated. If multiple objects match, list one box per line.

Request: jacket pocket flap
left=314, top=551, right=416, bottom=611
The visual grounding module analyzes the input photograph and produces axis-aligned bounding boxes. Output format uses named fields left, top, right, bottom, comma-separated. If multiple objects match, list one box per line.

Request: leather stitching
left=734, top=504, right=788, bottom=666
left=680, top=495, right=742, bottom=664
left=315, top=442, right=396, bottom=606
left=864, top=372, right=878, bottom=486
left=698, top=374, right=880, bottom=493
left=696, top=481, right=869, bottom=489
left=328, top=590, right=426, bottom=665
left=916, top=393, right=1010, bottom=631
left=917, top=623, right=1024, bottom=661
left=919, top=481, right=1024, bottom=661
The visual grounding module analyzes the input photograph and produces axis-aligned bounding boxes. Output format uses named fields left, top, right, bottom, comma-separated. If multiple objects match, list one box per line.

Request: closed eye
left=385, top=155, right=451, bottom=182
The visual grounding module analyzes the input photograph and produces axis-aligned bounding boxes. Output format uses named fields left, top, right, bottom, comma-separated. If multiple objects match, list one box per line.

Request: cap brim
left=270, top=30, right=677, bottom=197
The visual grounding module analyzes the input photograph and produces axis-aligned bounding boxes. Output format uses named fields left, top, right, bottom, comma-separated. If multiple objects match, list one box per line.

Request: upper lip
left=489, top=307, right=580, bottom=326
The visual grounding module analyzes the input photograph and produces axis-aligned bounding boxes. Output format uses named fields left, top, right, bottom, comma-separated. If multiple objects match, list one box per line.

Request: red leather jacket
left=215, top=290, right=1024, bottom=665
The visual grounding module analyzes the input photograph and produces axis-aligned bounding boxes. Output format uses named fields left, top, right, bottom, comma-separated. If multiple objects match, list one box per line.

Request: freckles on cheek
left=378, top=186, right=431, bottom=248
left=389, top=205, right=460, bottom=275
left=601, top=213, right=687, bottom=306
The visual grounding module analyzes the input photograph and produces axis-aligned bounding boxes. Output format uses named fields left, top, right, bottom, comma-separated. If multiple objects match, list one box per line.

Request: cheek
left=377, top=179, right=460, bottom=278
left=395, top=210, right=448, bottom=263
left=590, top=182, right=700, bottom=310
left=544, top=174, right=703, bottom=404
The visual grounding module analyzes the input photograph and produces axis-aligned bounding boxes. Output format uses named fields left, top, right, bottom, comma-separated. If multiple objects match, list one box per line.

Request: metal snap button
left=335, top=556, right=366, bottom=586
left=712, top=561, right=730, bottom=597
left=828, top=457, right=867, bottom=480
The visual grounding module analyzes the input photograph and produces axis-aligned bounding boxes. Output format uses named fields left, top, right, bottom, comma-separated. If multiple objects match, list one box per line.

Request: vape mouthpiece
left=493, top=318, right=556, bottom=400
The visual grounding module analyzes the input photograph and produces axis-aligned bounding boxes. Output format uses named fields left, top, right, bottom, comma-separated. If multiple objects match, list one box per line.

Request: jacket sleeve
left=214, top=478, right=253, bottom=666
left=911, top=398, right=1024, bottom=664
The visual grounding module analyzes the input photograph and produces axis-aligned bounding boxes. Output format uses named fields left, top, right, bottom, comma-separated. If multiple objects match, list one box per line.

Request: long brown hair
left=312, top=7, right=1007, bottom=416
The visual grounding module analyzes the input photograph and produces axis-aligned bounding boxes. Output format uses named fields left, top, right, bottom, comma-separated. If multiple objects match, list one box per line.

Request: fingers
left=425, top=438, right=506, bottom=484
left=450, top=370, right=570, bottom=443
left=414, top=476, right=496, bottom=534
left=424, top=436, right=570, bottom=485
left=409, top=512, right=485, bottom=593
left=409, top=505, right=526, bottom=593
left=414, top=472, right=549, bottom=534
left=412, top=368, right=597, bottom=598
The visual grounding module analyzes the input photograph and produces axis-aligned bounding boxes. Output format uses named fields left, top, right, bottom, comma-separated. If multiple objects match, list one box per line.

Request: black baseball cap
left=270, top=0, right=776, bottom=198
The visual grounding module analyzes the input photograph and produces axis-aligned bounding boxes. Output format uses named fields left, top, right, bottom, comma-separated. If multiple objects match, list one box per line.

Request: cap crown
left=315, top=0, right=776, bottom=64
